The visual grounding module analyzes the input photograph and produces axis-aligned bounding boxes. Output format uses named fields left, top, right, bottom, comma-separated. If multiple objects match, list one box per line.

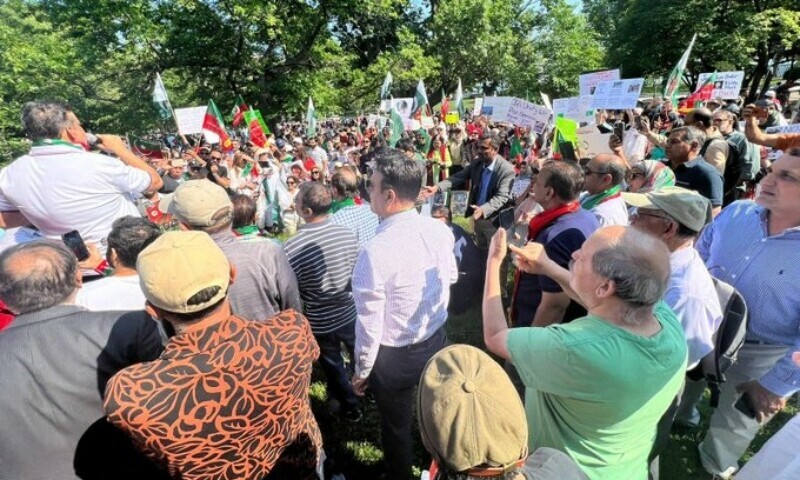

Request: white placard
left=481, top=97, right=551, bottom=134
left=380, top=98, right=415, bottom=129
left=473, top=97, right=484, bottom=117
left=576, top=126, right=613, bottom=158
left=579, top=69, right=621, bottom=96
left=765, top=124, right=800, bottom=134
left=590, top=78, right=645, bottom=110
left=174, top=106, right=207, bottom=135
left=553, top=96, right=595, bottom=124
left=697, top=71, right=744, bottom=100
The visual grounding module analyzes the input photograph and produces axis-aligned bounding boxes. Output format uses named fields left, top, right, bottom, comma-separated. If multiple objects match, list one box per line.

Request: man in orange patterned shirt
left=103, top=231, right=322, bottom=480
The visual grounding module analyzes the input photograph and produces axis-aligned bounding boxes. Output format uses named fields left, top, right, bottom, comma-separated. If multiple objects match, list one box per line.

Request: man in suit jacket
left=425, top=133, right=515, bottom=249
left=0, top=240, right=163, bottom=480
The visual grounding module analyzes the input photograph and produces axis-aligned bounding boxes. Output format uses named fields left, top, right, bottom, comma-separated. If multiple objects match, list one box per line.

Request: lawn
left=303, top=216, right=796, bottom=480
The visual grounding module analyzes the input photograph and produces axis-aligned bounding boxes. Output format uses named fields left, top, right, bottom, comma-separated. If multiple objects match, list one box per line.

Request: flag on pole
left=231, top=95, right=249, bottom=127
left=253, top=110, right=271, bottom=135
left=129, top=135, right=164, bottom=159
left=663, top=33, right=697, bottom=105
left=152, top=72, right=173, bottom=120
left=243, top=110, right=268, bottom=148
left=380, top=71, right=393, bottom=101
left=389, top=108, right=404, bottom=148
left=454, top=78, right=465, bottom=118
left=306, top=97, right=317, bottom=137
left=411, top=79, right=429, bottom=117
left=440, top=89, right=450, bottom=119
left=202, top=99, right=233, bottom=151
left=678, top=71, right=718, bottom=113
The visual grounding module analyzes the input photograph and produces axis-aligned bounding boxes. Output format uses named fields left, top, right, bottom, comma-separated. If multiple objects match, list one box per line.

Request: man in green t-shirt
left=482, top=226, right=687, bottom=480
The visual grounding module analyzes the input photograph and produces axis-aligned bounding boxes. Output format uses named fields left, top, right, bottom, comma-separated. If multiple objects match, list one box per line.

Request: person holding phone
left=741, top=103, right=800, bottom=154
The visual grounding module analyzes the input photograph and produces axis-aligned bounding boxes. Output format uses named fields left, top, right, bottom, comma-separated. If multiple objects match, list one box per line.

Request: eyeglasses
left=626, top=172, right=645, bottom=181
left=311, top=170, right=320, bottom=175
left=630, top=208, right=672, bottom=222
left=583, top=167, right=605, bottom=176
left=712, top=118, right=729, bottom=124
left=287, top=181, right=296, bottom=185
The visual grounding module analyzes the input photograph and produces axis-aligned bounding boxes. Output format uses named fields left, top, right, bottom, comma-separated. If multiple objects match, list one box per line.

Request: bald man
left=580, top=153, right=629, bottom=226
left=330, top=166, right=379, bottom=247
left=483, top=226, right=687, bottom=479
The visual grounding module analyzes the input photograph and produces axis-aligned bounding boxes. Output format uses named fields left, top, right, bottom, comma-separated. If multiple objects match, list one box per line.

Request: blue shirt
left=696, top=200, right=800, bottom=396
left=673, top=157, right=723, bottom=207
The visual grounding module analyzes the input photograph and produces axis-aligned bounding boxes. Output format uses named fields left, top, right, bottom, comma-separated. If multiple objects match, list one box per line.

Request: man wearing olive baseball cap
left=103, top=231, right=323, bottom=480
left=418, top=345, right=587, bottom=480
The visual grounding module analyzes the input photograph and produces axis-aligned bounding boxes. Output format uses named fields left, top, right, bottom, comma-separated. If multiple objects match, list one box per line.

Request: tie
left=477, top=165, right=492, bottom=205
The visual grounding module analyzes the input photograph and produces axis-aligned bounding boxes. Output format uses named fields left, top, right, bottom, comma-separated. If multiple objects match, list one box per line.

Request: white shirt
left=585, top=193, right=629, bottom=227
left=0, top=143, right=151, bottom=250
left=75, top=274, right=147, bottom=311
left=663, top=247, right=723, bottom=369
left=310, top=146, right=328, bottom=169
left=352, top=209, right=458, bottom=378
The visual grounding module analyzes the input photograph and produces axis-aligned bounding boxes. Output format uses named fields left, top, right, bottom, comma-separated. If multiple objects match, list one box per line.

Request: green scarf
left=581, top=184, right=622, bottom=211
left=234, top=225, right=260, bottom=236
left=330, top=197, right=355, bottom=214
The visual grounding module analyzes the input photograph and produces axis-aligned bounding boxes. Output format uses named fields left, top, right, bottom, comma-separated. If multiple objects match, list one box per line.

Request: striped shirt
left=331, top=203, right=379, bottom=248
left=352, top=209, right=458, bottom=378
left=697, top=200, right=800, bottom=397
left=284, top=219, right=359, bottom=334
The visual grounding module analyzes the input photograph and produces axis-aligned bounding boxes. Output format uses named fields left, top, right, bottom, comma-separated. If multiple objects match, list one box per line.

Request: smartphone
left=613, top=121, right=625, bottom=141
left=734, top=393, right=757, bottom=419
left=754, top=99, right=772, bottom=120
left=61, top=230, right=90, bottom=261
left=494, top=207, right=515, bottom=231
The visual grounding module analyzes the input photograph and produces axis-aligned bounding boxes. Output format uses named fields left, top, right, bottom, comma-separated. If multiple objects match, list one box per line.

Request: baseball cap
left=160, top=180, right=233, bottom=227
left=622, top=186, right=712, bottom=232
left=137, top=231, right=230, bottom=314
left=418, top=345, right=528, bottom=474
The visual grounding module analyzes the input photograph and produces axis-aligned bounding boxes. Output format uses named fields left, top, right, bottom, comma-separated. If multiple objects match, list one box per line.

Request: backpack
left=687, top=277, right=748, bottom=408
left=723, top=131, right=760, bottom=182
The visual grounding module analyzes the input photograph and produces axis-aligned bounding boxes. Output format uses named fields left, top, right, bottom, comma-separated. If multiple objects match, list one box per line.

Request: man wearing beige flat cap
left=418, top=344, right=587, bottom=480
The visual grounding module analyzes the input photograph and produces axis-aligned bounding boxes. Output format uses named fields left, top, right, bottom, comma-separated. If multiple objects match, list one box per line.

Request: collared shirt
left=477, top=159, right=497, bottom=205
left=331, top=203, right=379, bottom=248
left=352, top=209, right=458, bottom=378
left=664, top=247, right=723, bottom=369
left=672, top=156, right=724, bottom=207
left=104, top=311, right=322, bottom=480
left=580, top=192, right=629, bottom=227
left=697, top=200, right=800, bottom=396
left=76, top=274, right=146, bottom=311
left=0, top=143, right=151, bottom=249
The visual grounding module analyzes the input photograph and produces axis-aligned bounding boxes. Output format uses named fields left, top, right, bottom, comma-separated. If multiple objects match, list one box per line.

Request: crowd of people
left=0, top=89, right=798, bottom=480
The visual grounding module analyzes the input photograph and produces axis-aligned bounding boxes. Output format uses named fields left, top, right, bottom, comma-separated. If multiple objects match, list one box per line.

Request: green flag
left=663, top=34, right=697, bottom=105
left=152, top=72, right=172, bottom=120
left=253, top=110, right=271, bottom=134
left=411, top=79, right=429, bottom=117
left=389, top=109, right=404, bottom=147
left=380, top=71, right=393, bottom=101
left=454, top=78, right=465, bottom=118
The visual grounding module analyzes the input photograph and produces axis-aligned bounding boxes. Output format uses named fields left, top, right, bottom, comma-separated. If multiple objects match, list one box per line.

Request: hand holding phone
left=61, top=230, right=90, bottom=261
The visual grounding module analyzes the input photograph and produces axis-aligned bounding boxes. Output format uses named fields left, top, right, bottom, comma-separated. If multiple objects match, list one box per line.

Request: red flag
left=440, top=91, right=449, bottom=119
left=679, top=72, right=717, bottom=113
left=244, top=110, right=267, bottom=148
left=231, top=94, right=249, bottom=127
left=202, top=99, right=233, bottom=151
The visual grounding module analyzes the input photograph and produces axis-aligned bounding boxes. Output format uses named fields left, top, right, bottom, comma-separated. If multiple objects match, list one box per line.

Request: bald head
left=687, top=108, right=714, bottom=129
left=330, top=166, right=359, bottom=199
left=0, top=240, right=80, bottom=314
left=589, top=226, right=670, bottom=318
left=585, top=154, right=626, bottom=193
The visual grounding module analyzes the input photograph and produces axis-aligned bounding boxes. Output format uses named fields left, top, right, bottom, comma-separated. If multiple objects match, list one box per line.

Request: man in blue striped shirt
left=284, top=181, right=362, bottom=421
left=696, top=148, right=800, bottom=479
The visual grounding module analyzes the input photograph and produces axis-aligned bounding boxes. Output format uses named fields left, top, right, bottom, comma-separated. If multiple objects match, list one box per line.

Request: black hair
left=107, top=216, right=162, bottom=269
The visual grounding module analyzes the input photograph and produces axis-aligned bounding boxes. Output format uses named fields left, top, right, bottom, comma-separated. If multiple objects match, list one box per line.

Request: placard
left=576, top=126, right=613, bottom=158
left=380, top=98, right=415, bottom=129
left=445, top=112, right=459, bottom=124
left=451, top=191, right=469, bottom=217
left=174, top=106, right=207, bottom=135
left=697, top=71, right=744, bottom=100
left=589, top=78, right=644, bottom=110
left=765, top=124, right=800, bottom=134
left=481, top=97, right=551, bottom=134
left=472, top=97, right=484, bottom=116
left=579, top=69, right=621, bottom=96
left=552, top=96, right=595, bottom=124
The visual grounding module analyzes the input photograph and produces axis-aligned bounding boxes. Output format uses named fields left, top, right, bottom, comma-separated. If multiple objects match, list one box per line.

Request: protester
left=231, top=194, right=270, bottom=242
left=351, top=150, right=457, bottom=480
left=418, top=344, right=588, bottom=480
left=0, top=101, right=163, bottom=250
left=626, top=160, right=676, bottom=193
left=103, top=231, right=323, bottom=480
left=580, top=154, right=629, bottom=226
left=712, top=109, right=761, bottom=204
left=742, top=103, right=800, bottom=153
left=76, top=216, right=162, bottom=311
left=483, top=227, right=687, bottom=479
left=686, top=107, right=728, bottom=174
left=664, top=126, right=723, bottom=214
left=330, top=167, right=379, bottom=247
left=427, top=135, right=451, bottom=183
left=431, top=205, right=484, bottom=314
left=162, top=180, right=302, bottom=321
left=159, top=158, right=187, bottom=194
left=0, top=240, right=163, bottom=479
left=694, top=148, right=800, bottom=479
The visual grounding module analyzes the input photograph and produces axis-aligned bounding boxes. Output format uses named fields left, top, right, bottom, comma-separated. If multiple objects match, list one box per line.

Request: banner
left=579, top=69, right=621, bottom=96
left=576, top=126, right=613, bottom=158
left=174, top=106, right=207, bottom=135
left=480, top=97, right=551, bottom=133
left=552, top=96, right=595, bottom=124
left=697, top=71, right=744, bottom=100
left=590, top=78, right=645, bottom=110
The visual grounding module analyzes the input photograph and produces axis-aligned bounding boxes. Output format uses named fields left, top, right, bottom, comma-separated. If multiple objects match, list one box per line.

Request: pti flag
left=380, top=71, right=393, bottom=101
left=306, top=97, right=317, bottom=137
left=244, top=110, right=267, bottom=148
left=411, top=79, right=429, bottom=117
left=152, top=72, right=173, bottom=120
left=678, top=71, right=717, bottom=113
left=231, top=95, right=249, bottom=127
left=202, top=99, right=233, bottom=151
left=663, top=33, right=697, bottom=105
left=129, top=135, right=164, bottom=159
left=440, top=89, right=449, bottom=119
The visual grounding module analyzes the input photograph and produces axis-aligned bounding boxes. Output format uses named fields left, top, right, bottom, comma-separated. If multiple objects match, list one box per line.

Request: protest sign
left=540, top=93, right=552, bottom=111
left=552, top=96, right=595, bottom=124
left=481, top=97, right=551, bottom=133
left=579, top=69, right=621, bottom=96
left=590, top=78, right=644, bottom=110
left=555, top=117, right=578, bottom=144
left=473, top=97, right=484, bottom=117
left=451, top=191, right=469, bottom=217
left=445, top=112, right=459, bottom=124
left=576, top=126, right=613, bottom=158
left=765, top=124, right=800, bottom=134
left=366, top=114, right=381, bottom=128
left=380, top=98, right=415, bottom=129
left=174, top=106, right=207, bottom=135
left=697, top=71, right=744, bottom=100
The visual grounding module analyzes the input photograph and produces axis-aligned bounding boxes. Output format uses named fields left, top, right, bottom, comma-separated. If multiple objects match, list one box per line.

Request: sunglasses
left=311, top=170, right=320, bottom=175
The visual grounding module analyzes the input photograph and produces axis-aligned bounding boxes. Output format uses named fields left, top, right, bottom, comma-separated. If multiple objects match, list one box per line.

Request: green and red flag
left=244, top=110, right=267, bottom=148
left=440, top=89, right=449, bottom=119
left=202, top=99, right=233, bottom=151
left=231, top=94, right=249, bottom=127
left=663, top=34, right=697, bottom=106
left=253, top=110, right=271, bottom=135
left=129, top=135, right=164, bottom=159
left=678, top=71, right=717, bottom=113
left=389, top=108, right=404, bottom=148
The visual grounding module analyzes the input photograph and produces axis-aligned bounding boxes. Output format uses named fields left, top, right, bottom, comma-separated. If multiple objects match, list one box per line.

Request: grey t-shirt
left=521, top=448, right=588, bottom=480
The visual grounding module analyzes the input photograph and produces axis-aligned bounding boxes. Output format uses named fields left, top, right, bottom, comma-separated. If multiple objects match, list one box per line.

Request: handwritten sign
left=174, top=106, right=207, bottom=135
left=576, top=126, right=613, bottom=158
left=697, top=71, right=744, bottom=100
left=579, top=69, right=621, bottom=96
left=589, top=78, right=644, bottom=110
left=552, top=96, right=595, bottom=124
left=481, top=97, right=551, bottom=133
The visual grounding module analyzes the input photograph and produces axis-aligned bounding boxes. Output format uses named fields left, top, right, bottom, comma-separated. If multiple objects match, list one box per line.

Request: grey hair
left=21, top=101, right=75, bottom=141
left=591, top=229, right=670, bottom=325
left=595, top=155, right=627, bottom=185
left=670, top=126, right=706, bottom=150
left=0, top=240, right=79, bottom=314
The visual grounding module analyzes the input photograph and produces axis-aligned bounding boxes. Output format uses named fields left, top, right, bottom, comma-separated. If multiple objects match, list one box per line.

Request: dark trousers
left=316, top=322, right=359, bottom=412
left=369, top=327, right=448, bottom=480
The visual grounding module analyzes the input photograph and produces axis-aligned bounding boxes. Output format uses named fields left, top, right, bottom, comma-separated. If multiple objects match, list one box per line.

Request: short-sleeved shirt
left=513, top=209, right=599, bottom=327
left=507, top=302, right=688, bottom=480
left=672, top=157, right=724, bottom=206
left=0, top=143, right=151, bottom=249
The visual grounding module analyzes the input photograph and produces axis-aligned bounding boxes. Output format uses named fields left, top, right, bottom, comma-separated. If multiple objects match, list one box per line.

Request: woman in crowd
left=626, top=159, right=676, bottom=193
left=279, top=175, right=303, bottom=235
left=231, top=194, right=270, bottom=242
left=229, top=152, right=260, bottom=197
left=427, top=135, right=451, bottom=183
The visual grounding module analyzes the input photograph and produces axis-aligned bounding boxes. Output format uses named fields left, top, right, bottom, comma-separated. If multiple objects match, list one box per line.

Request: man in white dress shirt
left=580, top=153, right=629, bottom=226
left=351, top=150, right=458, bottom=480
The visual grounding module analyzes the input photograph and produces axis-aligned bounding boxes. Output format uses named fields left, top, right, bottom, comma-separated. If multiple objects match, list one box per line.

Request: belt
left=745, top=339, right=773, bottom=345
